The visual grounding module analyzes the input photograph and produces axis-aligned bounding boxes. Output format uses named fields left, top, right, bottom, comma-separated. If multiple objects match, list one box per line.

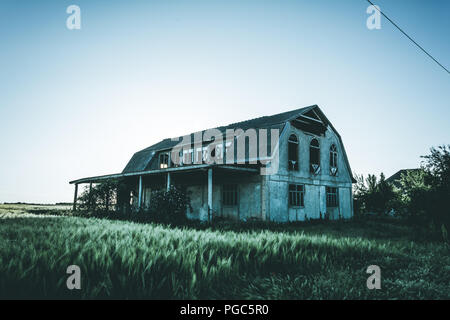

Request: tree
left=398, top=169, right=430, bottom=218
left=353, top=173, right=397, bottom=216
left=353, top=145, right=449, bottom=242
left=421, top=145, right=450, bottom=227
left=353, top=173, right=367, bottom=215
left=78, top=179, right=127, bottom=213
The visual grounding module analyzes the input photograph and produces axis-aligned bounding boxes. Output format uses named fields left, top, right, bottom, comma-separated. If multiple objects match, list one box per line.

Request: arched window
left=288, top=134, right=299, bottom=171
left=330, top=144, right=338, bottom=176
left=310, top=138, right=320, bottom=174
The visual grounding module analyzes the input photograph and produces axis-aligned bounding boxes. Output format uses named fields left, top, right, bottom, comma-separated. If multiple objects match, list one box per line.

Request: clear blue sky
left=0, top=0, right=449, bottom=203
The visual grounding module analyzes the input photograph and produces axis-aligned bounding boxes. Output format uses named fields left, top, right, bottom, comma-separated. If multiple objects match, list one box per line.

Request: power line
left=366, top=0, right=450, bottom=74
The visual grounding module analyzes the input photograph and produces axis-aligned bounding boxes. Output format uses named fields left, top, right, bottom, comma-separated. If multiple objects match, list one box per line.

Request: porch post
left=167, top=172, right=171, bottom=191
left=88, top=182, right=93, bottom=210
left=261, top=177, right=267, bottom=221
left=208, top=168, right=213, bottom=222
left=138, top=175, right=143, bottom=210
left=73, top=183, right=78, bottom=211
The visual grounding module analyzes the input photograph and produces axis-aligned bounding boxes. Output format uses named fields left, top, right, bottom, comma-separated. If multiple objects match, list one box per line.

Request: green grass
left=0, top=204, right=449, bottom=299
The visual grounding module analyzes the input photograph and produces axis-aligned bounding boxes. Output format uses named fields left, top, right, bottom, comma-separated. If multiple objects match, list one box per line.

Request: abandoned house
left=70, top=105, right=355, bottom=222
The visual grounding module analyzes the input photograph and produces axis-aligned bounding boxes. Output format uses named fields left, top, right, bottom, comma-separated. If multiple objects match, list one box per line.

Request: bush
left=145, top=187, right=191, bottom=223
left=397, top=169, right=431, bottom=219
left=353, top=173, right=397, bottom=216
left=78, top=179, right=127, bottom=213
left=354, top=145, right=450, bottom=243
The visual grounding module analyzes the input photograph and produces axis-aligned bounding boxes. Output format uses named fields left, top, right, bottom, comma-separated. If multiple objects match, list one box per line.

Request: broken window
left=289, top=184, right=305, bottom=207
left=159, top=152, right=169, bottom=169
left=288, top=134, right=299, bottom=171
left=290, top=109, right=327, bottom=136
left=202, top=145, right=215, bottom=164
left=194, top=146, right=210, bottom=164
left=223, top=184, right=238, bottom=206
left=330, top=144, right=338, bottom=176
left=178, top=150, right=183, bottom=166
left=215, top=144, right=223, bottom=161
left=195, top=148, right=203, bottom=164
left=326, top=187, right=338, bottom=207
left=224, top=141, right=233, bottom=163
left=182, top=149, right=194, bottom=165
left=310, top=138, right=320, bottom=174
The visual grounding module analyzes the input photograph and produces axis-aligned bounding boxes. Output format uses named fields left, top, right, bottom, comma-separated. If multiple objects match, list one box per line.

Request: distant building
left=70, top=105, right=355, bottom=222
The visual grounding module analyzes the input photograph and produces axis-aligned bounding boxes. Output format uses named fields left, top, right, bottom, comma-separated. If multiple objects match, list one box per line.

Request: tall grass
left=0, top=208, right=449, bottom=299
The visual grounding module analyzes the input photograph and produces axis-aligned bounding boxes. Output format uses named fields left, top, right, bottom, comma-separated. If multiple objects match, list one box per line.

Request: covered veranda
left=69, top=164, right=259, bottom=221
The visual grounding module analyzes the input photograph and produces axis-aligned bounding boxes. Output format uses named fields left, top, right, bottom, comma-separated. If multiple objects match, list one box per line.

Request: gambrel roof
left=70, top=105, right=355, bottom=184
left=122, top=105, right=316, bottom=174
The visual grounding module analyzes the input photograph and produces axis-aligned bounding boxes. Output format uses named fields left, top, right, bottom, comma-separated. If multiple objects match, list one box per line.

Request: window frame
left=330, top=144, right=338, bottom=176
left=310, top=138, right=321, bottom=174
left=326, top=187, right=338, bottom=207
left=288, top=134, right=299, bottom=171
left=159, top=152, right=169, bottom=169
left=222, top=184, right=239, bottom=207
left=289, top=184, right=305, bottom=207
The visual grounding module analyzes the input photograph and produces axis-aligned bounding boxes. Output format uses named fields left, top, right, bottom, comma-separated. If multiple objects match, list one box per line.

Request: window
left=330, top=144, right=338, bottom=176
left=288, top=134, right=299, bottom=171
left=198, top=144, right=224, bottom=164
left=182, top=149, right=194, bottom=165
left=178, top=150, right=183, bottom=166
left=289, top=184, right=305, bottom=207
left=159, top=152, right=169, bottom=169
left=195, top=148, right=203, bottom=164
left=223, top=184, right=238, bottom=206
left=326, top=187, right=338, bottom=207
left=310, top=138, right=320, bottom=174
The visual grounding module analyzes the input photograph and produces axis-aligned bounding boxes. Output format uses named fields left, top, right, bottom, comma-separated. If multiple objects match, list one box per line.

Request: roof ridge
left=132, top=105, right=316, bottom=155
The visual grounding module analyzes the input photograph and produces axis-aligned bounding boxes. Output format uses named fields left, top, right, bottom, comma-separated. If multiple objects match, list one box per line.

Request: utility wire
left=366, top=0, right=450, bottom=74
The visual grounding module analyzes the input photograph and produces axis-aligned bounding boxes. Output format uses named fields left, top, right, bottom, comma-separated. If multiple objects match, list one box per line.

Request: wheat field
left=0, top=204, right=448, bottom=299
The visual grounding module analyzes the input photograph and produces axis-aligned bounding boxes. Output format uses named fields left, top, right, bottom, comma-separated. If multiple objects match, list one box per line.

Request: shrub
left=421, top=145, right=450, bottom=228
left=78, top=179, right=127, bottom=213
left=145, top=187, right=191, bottom=223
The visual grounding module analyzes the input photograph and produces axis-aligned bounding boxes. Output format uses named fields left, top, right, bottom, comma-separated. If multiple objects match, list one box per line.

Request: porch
left=69, top=164, right=261, bottom=221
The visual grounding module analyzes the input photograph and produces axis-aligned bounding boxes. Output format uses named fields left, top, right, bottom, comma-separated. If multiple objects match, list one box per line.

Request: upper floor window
left=288, top=134, right=299, bottom=171
left=330, top=144, right=338, bottom=176
left=326, top=187, right=338, bottom=207
left=195, top=147, right=203, bottom=164
left=310, top=138, right=320, bottom=174
left=182, top=149, right=194, bottom=165
left=289, top=184, right=305, bottom=207
left=223, top=184, right=238, bottom=206
left=159, top=152, right=169, bottom=169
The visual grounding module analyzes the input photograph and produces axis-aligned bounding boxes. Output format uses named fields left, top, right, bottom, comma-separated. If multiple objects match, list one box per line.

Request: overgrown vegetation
left=77, top=181, right=190, bottom=224
left=354, top=145, right=450, bottom=242
left=77, top=179, right=127, bottom=212
left=145, top=187, right=191, bottom=223
left=0, top=204, right=449, bottom=299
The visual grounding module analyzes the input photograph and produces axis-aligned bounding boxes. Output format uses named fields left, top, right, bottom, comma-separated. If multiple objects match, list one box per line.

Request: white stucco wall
left=146, top=119, right=354, bottom=223
left=265, top=122, right=354, bottom=222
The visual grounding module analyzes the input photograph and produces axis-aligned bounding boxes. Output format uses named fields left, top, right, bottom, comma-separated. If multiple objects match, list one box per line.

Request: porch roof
left=69, top=164, right=259, bottom=185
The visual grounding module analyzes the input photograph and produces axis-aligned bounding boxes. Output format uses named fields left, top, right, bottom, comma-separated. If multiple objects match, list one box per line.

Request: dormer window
left=159, top=152, right=169, bottom=169
left=288, top=134, right=299, bottom=171
left=310, top=138, right=320, bottom=174
left=330, top=144, right=338, bottom=176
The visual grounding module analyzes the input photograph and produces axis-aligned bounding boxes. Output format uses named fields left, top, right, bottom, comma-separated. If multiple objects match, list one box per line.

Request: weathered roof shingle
left=122, top=105, right=315, bottom=173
